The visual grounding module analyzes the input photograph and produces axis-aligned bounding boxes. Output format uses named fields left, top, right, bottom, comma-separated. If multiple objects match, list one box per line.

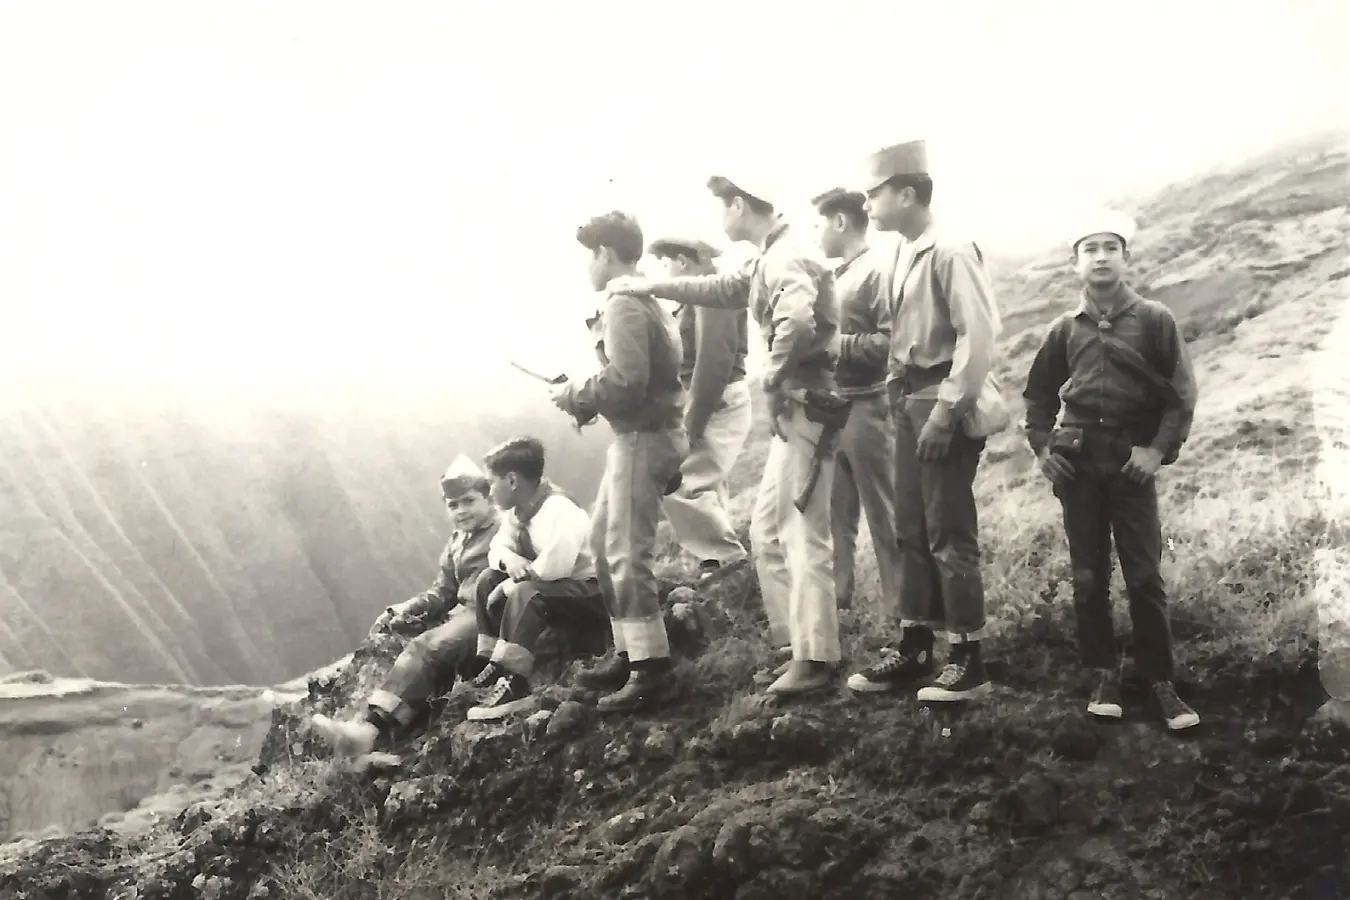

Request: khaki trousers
left=831, top=393, right=902, bottom=612
left=750, top=402, right=841, bottom=663
left=590, top=428, right=688, bottom=662
left=662, top=380, right=753, bottom=564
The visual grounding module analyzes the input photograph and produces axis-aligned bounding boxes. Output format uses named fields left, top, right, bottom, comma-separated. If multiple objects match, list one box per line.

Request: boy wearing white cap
left=846, top=139, right=1010, bottom=704
left=1023, top=211, right=1201, bottom=731
left=647, top=235, right=753, bottom=582
left=310, top=455, right=505, bottom=759
left=608, top=174, right=844, bottom=699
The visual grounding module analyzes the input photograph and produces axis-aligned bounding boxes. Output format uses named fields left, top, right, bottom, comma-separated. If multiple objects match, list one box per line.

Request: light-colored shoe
left=764, top=661, right=834, bottom=697
left=310, top=714, right=378, bottom=759
left=752, top=658, right=792, bottom=687
left=466, top=676, right=538, bottom=722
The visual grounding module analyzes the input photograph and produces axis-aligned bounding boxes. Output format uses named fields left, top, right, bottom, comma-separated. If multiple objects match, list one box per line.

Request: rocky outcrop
left=3, top=556, right=1348, bottom=900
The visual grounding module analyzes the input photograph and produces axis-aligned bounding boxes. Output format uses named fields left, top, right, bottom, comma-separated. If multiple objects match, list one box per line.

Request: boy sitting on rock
left=465, top=436, right=609, bottom=722
left=310, top=455, right=507, bottom=760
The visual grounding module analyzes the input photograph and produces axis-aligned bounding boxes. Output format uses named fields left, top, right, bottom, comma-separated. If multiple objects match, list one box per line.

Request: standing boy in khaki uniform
left=550, top=211, right=688, bottom=714
left=846, top=140, right=1010, bottom=705
left=647, top=236, right=753, bottom=581
left=810, top=187, right=903, bottom=614
left=609, top=175, right=843, bottom=698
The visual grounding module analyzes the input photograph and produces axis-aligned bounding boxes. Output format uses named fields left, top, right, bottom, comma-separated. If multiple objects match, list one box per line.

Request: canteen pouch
left=1049, top=425, right=1085, bottom=458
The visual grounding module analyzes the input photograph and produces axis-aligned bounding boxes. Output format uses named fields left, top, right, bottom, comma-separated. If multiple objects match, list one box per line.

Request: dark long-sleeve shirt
left=560, top=290, right=684, bottom=434
left=1023, top=284, right=1199, bottom=459
left=644, top=221, right=838, bottom=393
left=676, top=302, right=748, bottom=439
left=403, top=511, right=501, bottom=618
left=833, top=246, right=890, bottom=398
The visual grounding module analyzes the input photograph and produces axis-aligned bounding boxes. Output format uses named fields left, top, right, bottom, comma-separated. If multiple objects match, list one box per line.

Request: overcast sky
left=0, top=0, right=1346, bottom=406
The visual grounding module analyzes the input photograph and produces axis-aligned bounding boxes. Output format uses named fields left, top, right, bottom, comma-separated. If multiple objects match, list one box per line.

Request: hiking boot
left=576, top=651, right=630, bottom=691
left=466, top=674, right=537, bottom=722
left=764, top=660, right=834, bottom=697
left=1151, top=681, right=1200, bottom=731
left=469, top=660, right=503, bottom=690
left=847, top=628, right=935, bottom=693
left=916, top=643, right=992, bottom=703
left=596, top=665, right=669, bottom=715
left=1087, top=668, right=1124, bottom=720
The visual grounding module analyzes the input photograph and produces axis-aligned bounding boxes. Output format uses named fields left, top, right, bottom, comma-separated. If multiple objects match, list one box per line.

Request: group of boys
left=314, top=137, right=1204, bottom=762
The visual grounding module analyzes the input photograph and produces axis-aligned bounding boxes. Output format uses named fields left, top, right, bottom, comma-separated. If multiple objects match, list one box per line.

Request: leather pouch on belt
left=1049, top=425, right=1084, bottom=457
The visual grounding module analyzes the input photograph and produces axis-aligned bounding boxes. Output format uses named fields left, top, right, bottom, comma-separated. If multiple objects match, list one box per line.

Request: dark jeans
left=474, top=571, right=608, bottom=678
left=890, top=387, right=988, bottom=638
left=1052, top=428, right=1174, bottom=681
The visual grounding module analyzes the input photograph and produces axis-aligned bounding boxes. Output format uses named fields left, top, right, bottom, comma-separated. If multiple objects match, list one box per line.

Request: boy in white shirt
left=466, top=436, right=608, bottom=722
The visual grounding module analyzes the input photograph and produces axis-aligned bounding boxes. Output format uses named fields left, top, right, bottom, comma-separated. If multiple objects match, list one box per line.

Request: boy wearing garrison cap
left=310, top=455, right=507, bottom=760
left=846, top=139, right=1011, bottom=704
left=609, top=174, right=843, bottom=699
left=1023, top=211, right=1201, bottom=731
left=647, top=235, right=753, bottom=582
left=549, top=211, right=688, bottom=714
left=810, top=187, right=904, bottom=615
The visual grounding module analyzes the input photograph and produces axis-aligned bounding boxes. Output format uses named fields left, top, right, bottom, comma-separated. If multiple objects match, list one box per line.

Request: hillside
left=2, top=131, right=1348, bottom=899
left=0, top=391, right=611, bottom=688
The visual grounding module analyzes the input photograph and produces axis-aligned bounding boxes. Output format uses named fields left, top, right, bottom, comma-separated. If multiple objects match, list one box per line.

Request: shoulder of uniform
left=1133, top=295, right=1181, bottom=327
left=930, top=234, right=985, bottom=261
left=764, top=240, right=826, bottom=276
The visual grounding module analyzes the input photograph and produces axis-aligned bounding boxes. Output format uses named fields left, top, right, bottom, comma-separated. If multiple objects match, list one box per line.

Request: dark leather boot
left=576, top=651, right=630, bottom=691
left=596, top=661, right=670, bottom=715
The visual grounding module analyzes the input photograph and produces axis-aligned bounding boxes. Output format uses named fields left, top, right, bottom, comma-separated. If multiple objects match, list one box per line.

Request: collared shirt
left=645, top=219, right=840, bottom=393
left=673, top=297, right=748, bottom=439
left=1022, top=283, right=1199, bottom=457
left=832, top=244, right=890, bottom=398
left=407, top=509, right=501, bottom=615
left=879, top=223, right=1000, bottom=425
left=488, top=479, right=597, bottom=582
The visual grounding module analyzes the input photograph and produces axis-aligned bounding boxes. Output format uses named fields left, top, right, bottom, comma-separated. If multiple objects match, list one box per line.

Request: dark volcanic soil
left=1, top=570, right=1347, bottom=900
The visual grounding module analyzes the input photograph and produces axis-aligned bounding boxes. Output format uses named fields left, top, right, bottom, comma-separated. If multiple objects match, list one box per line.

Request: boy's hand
left=549, top=381, right=574, bottom=412
left=916, top=414, right=955, bottom=462
left=1037, top=448, right=1076, bottom=486
left=1122, top=446, right=1163, bottom=485
left=368, top=599, right=420, bottom=637
left=504, top=557, right=533, bottom=582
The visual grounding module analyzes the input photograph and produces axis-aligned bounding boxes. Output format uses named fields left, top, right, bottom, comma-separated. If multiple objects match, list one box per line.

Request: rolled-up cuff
left=368, top=690, right=413, bottom=725
left=616, top=615, right=670, bottom=662
left=489, top=641, right=535, bottom=678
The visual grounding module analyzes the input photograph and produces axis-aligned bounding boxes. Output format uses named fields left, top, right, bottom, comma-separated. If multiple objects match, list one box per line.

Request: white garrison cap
left=440, top=454, right=486, bottom=497
left=1070, top=209, right=1138, bottom=252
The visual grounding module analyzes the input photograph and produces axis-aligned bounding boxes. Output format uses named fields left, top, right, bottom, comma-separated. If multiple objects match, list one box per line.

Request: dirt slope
left=1, top=130, right=1347, bottom=900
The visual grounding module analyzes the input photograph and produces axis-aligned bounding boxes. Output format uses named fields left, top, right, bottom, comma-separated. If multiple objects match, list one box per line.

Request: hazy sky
left=0, top=0, right=1346, bottom=403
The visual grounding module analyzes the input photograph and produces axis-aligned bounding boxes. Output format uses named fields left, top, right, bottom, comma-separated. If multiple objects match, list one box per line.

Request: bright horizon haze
left=0, top=0, right=1346, bottom=408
